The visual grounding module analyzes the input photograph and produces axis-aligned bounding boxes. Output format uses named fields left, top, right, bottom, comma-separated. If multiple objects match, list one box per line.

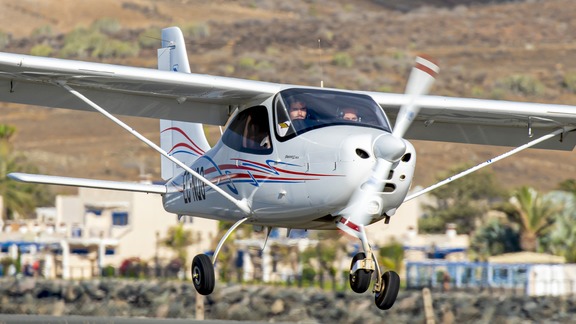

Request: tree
left=0, top=124, right=53, bottom=220
left=301, top=230, right=347, bottom=289
left=507, top=186, right=560, bottom=252
left=379, top=240, right=404, bottom=272
left=470, top=218, right=521, bottom=259
left=540, top=190, right=576, bottom=262
left=210, top=221, right=254, bottom=282
left=419, top=164, right=505, bottom=234
left=162, top=223, right=196, bottom=274
left=558, top=179, right=576, bottom=193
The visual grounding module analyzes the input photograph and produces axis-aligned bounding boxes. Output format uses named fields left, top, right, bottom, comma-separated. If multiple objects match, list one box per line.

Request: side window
left=112, top=211, right=129, bottom=226
left=222, top=106, right=272, bottom=154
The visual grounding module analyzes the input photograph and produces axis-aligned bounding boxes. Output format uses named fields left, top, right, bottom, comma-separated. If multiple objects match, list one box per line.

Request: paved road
left=0, top=315, right=276, bottom=324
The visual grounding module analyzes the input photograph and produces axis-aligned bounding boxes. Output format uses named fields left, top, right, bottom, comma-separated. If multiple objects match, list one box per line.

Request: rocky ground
left=1, top=278, right=576, bottom=323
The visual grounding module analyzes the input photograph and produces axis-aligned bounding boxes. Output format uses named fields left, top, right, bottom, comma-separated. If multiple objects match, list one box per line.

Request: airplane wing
left=0, top=52, right=281, bottom=126
left=8, top=173, right=167, bottom=194
left=366, top=92, right=576, bottom=150
left=2, top=51, right=576, bottom=150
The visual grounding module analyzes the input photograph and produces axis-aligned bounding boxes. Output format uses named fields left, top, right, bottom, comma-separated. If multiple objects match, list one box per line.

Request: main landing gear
left=192, top=254, right=215, bottom=295
left=348, top=227, right=400, bottom=310
left=191, top=217, right=249, bottom=295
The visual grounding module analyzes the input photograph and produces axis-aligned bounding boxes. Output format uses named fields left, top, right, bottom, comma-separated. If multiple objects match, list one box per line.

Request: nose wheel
left=349, top=252, right=372, bottom=293
left=191, top=254, right=215, bottom=295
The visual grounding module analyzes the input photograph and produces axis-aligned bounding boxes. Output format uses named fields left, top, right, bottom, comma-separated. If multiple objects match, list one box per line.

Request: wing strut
left=404, top=126, right=576, bottom=202
left=56, top=82, right=251, bottom=215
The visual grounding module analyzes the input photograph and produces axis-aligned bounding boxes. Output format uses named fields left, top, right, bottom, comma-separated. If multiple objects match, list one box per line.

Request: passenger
left=340, top=107, right=359, bottom=122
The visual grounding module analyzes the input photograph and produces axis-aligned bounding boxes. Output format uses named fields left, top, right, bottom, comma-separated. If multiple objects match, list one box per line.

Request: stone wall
left=1, top=278, right=575, bottom=323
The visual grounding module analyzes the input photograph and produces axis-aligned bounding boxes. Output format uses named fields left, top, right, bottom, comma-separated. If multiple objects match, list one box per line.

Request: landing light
left=365, top=201, right=380, bottom=215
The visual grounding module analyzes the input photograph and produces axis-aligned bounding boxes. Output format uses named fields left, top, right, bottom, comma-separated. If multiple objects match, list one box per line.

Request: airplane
left=2, top=26, right=576, bottom=310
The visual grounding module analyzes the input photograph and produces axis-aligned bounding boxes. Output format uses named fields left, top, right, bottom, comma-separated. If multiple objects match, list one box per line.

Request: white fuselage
left=162, top=96, right=416, bottom=230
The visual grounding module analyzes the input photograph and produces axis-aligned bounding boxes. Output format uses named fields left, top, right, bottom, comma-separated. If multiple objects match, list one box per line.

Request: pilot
left=340, top=107, right=359, bottom=122
left=278, top=97, right=312, bottom=137
left=288, top=99, right=308, bottom=120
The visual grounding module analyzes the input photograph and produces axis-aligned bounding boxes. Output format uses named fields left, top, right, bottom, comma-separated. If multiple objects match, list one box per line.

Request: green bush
left=562, top=72, right=576, bottom=94
left=92, top=17, right=122, bottom=35
left=495, top=74, right=545, bottom=97
left=301, top=266, right=316, bottom=283
left=60, top=27, right=139, bottom=58
left=60, top=27, right=103, bottom=58
left=0, top=31, right=10, bottom=50
left=101, top=265, right=116, bottom=277
left=138, top=27, right=162, bottom=49
left=238, top=57, right=256, bottom=70
left=92, top=39, right=140, bottom=58
left=30, top=44, right=53, bottom=57
left=182, top=23, right=210, bottom=38
left=31, top=25, right=53, bottom=39
left=332, top=52, right=354, bottom=68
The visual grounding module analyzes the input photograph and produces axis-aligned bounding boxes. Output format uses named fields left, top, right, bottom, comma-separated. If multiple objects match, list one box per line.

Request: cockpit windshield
left=274, top=88, right=391, bottom=140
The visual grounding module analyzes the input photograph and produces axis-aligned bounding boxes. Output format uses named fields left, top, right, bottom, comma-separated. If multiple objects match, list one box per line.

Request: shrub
left=101, top=265, right=116, bottom=277
left=332, top=52, right=354, bottom=68
left=138, top=27, right=162, bottom=49
left=92, top=17, right=122, bottom=35
left=495, top=74, right=545, bottom=97
left=30, top=44, right=53, bottom=57
left=31, top=25, right=53, bottom=39
left=0, top=31, right=10, bottom=50
left=60, top=27, right=139, bottom=59
left=60, top=27, right=104, bottom=58
left=92, top=39, right=140, bottom=58
left=182, top=23, right=210, bottom=39
left=119, top=257, right=146, bottom=278
left=562, top=72, right=576, bottom=94
left=238, top=57, right=256, bottom=70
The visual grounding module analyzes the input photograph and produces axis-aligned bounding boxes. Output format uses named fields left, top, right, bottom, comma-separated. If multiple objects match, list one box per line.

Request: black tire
left=375, top=271, right=400, bottom=310
left=349, top=252, right=371, bottom=293
left=191, top=254, right=215, bottom=295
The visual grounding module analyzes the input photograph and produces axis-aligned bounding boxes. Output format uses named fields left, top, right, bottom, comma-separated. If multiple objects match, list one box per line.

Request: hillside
left=2, top=0, right=576, bottom=194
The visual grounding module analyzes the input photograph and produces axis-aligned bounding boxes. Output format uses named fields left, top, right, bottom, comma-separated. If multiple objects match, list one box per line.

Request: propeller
left=337, top=56, right=439, bottom=238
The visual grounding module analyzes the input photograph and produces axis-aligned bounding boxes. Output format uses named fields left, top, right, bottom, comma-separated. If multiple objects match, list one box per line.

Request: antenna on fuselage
left=318, top=39, right=324, bottom=88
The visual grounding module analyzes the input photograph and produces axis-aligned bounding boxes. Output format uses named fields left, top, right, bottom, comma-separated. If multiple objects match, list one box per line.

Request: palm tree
left=0, top=124, right=45, bottom=220
left=509, top=186, right=559, bottom=252
left=0, top=124, right=16, bottom=181
left=558, top=179, right=576, bottom=194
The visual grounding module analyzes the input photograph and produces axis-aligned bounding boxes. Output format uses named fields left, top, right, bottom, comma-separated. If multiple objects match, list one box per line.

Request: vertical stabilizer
left=159, top=27, right=211, bottom=180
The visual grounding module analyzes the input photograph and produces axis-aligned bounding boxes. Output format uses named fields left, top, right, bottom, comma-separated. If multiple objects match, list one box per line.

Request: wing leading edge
left=8, top=173, right=167, bottom=194
left=0, top=52, right=281, bottom=125
left=367, top=92, right=576, bottom=150
left=2, top=51, right=576, bottom=149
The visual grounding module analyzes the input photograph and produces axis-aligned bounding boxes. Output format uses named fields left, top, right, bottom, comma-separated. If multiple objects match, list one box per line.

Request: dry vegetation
left=2, top=0, right=576, bottom=194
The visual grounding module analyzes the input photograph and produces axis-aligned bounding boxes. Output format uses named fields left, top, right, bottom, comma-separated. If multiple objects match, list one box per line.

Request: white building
left=1, top=187, right=219, bottom=279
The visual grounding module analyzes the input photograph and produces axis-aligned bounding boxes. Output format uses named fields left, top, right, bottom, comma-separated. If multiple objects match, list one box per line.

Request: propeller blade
left=337, top=56, right=439, bottom=238
left=392, top=56, right=439, bottom=138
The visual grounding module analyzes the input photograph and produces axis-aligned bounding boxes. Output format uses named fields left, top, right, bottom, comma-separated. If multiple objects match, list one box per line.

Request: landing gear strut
left=190, top=217, right=249, bottom=295
left=346, top=223, right=400, bottom=310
